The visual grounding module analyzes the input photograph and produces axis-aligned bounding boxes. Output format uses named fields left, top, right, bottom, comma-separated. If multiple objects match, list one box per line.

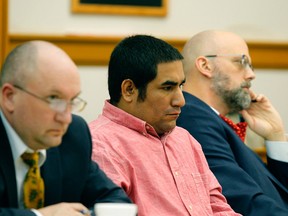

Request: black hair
left=108, top=34, right=183, bottom=105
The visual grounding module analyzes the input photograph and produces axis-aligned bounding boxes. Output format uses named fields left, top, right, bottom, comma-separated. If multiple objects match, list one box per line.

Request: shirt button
left=189, top=205, right=193, bottom=211
left=175, top=171, right=178, bottom=176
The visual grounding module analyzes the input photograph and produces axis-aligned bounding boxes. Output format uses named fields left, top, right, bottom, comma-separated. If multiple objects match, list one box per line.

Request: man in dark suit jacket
left=177, top=30, right=288, bottom=215
left=0, top=40, right=130, bottom=216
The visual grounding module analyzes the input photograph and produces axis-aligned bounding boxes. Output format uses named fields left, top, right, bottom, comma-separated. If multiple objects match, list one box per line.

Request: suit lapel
left=41, top=147, right=62, bottom=206
left=0, top=117, right=18, bottom=207
left=187, top=94, right=288, bottom=195
left=1, top=116, right=63, bottom=207
left=217, top=107, right=288, bottom=194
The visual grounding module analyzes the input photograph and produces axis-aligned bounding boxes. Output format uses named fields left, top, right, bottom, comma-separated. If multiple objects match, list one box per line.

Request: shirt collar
left=210, top=106, right=220, bottom=115
left=102, top=100, right=164, bottom=138
left=0, top=111, right=46, bottom=166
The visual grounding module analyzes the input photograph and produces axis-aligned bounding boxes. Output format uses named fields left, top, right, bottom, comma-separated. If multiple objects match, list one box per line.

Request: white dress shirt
left=1, top=111, right=46, bottom=215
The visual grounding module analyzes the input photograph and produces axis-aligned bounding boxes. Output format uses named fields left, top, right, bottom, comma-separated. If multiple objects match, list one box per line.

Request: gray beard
left=211, top=71, right=251, bottom=113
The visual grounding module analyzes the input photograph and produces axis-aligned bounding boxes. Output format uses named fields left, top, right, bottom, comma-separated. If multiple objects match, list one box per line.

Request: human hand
left=38, top=202, right=91, bottom=216
left=240, top=90, right=286, bottom=141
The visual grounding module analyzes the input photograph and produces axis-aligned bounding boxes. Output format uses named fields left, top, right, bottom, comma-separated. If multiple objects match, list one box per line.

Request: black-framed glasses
left=205, top=54, right=254, bottom=71
left=13, top=85, right=87, bottom=113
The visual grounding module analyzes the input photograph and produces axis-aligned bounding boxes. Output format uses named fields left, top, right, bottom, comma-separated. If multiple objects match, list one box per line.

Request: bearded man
left=177, top=30, right=288, bottom=216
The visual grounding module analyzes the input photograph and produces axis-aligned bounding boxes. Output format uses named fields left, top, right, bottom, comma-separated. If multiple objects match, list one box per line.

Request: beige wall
left=9, top=0, right=288, bottom=41
left=8, top=0, right=288, bottom=131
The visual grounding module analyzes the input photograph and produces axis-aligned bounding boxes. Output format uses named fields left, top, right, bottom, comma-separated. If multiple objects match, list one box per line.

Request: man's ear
left=195, top=56, right=213, bottom=78
left=1, top=83, right=17, bottom=112
left=121, top=79, right=137, bottom=102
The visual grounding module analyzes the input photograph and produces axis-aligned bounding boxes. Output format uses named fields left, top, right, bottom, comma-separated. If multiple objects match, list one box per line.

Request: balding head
left=1, top=40, right=78, bottom=88
left=182, top=30, right=248, bottom=77
left=1, top=41, right=36, bottom=87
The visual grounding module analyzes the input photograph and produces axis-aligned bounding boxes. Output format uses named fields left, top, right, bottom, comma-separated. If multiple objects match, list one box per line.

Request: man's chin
left=164, top=123, right=177, bottom=133
left=43, top=137, right=63, bottom=149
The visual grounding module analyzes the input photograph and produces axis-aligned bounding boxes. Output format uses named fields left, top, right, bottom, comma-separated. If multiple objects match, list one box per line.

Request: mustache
left=241, top=81, right=251, bottom=88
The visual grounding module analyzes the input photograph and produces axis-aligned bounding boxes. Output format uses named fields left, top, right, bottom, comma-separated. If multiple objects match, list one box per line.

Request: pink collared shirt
left=89, top=101, right=241, bottom=216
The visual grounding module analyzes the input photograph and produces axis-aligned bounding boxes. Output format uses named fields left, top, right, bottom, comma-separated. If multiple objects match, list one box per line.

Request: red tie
left=219, top=114, right=248, bottom=142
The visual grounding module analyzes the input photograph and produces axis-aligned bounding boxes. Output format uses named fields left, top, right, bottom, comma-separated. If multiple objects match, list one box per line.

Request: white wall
left=253, top=70, right=288, bottom=131
left=9, top=0, right=288, bottom=41
left=8, top=0, right=288, bottom=130
left=78, top=66, right=109, bottom=123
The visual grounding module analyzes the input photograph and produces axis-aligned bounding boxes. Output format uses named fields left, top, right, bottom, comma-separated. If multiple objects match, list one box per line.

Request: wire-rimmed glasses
left=13, top=84, right=87, bottom=113
left=205, top=54, right=254, bottom=71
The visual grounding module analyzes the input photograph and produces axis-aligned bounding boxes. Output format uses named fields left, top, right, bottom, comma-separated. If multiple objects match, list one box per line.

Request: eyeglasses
left=205, top=54, right=254, bottom=71
left=13, top=85, right=87, bottom=113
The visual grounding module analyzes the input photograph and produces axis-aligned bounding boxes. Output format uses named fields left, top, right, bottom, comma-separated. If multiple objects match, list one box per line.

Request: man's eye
left=241, top=55, right=250, bottom=65
left=47, top=95, right=59, bottom=101
left=163, top=86, right=172, bottom=91
left=236, top=57, right=243, bottom=65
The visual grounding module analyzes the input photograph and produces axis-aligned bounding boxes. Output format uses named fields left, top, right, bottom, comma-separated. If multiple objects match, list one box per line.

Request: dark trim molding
left=71, top=0, right=168, bottom=17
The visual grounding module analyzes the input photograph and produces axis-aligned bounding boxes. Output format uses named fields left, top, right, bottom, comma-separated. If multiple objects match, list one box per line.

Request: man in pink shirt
left=89, top=35, right=241, bottom=216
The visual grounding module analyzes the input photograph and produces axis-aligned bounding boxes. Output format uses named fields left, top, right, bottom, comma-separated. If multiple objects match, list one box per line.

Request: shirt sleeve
left=31, top=209, right=43, bottom=216
left=265, top=140, right=288, bottom=162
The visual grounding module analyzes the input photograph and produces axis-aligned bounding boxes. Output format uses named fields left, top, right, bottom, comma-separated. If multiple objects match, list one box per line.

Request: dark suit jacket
left=177, top=91, right=288, bottom=216
left=0, top=114, right=131, bottom=216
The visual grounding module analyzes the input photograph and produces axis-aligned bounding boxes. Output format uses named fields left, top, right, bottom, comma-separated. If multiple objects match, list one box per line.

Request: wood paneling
left=0, top=0, right=8, bottom=67
left=254, top=147, right=267, bottom=164
left=8, top=34, right=288, bottom=69
left=248, top=42, right=288, bottom=69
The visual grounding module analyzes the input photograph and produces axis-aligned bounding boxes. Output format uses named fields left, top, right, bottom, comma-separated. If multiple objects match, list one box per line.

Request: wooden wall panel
left=0, top=0, right=8, bottom=67
left=248, top=42, right=288, bottom=69
left=8, top=34, right=288, bottom=69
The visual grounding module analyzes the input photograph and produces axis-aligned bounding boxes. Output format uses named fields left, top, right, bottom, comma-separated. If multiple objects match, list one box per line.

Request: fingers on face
left=251, top=94, right=264, bottom=103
